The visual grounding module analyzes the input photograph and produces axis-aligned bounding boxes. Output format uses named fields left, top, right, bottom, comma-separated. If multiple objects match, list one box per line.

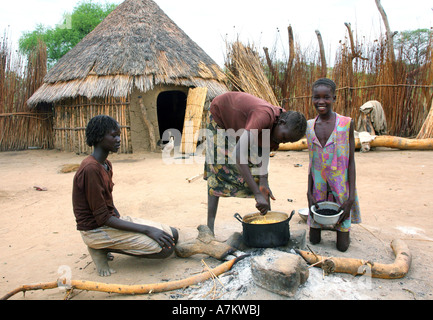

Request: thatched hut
left=27, top=0, right=228, bottom=154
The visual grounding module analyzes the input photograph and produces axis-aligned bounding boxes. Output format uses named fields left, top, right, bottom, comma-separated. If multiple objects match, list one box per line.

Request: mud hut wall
left=129, top=85, right=189, bottom=152
left=53, top=96, right=132, bottom=154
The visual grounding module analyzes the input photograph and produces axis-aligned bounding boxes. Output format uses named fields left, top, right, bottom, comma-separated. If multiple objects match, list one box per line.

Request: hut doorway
left=157, top=91, right=187, bottom=140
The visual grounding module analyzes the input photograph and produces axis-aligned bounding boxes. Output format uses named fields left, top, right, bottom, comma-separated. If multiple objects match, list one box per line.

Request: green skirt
left=203, top=114, right=260, bottom=198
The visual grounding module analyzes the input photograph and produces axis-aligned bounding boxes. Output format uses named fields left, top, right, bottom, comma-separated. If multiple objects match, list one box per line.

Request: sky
left=1, top=0, right=432, bottom=67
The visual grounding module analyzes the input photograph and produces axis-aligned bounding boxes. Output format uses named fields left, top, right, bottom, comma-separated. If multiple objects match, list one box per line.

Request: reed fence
left=53, top=96, right=132, bottom=154
left=1, top=30, right=53, bottom=151
left=258, top=30, right=433, bottom=138
left=3, top=21, right=432, bottom=153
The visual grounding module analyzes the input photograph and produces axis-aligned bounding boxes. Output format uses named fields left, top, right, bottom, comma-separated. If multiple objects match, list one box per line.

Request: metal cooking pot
left=234, top=210, right=295, bottom=248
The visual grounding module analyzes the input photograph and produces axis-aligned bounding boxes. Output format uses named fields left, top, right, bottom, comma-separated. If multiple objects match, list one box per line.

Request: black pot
left=234, top=210, right=295, bottom=248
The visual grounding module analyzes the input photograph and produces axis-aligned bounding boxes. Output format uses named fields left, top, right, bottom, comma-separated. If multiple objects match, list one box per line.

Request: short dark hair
left=313, top=78, right=337, bottom=94
left=86, top=115, right=119, bottom=147
left=279, top=111, right=307, bottom=140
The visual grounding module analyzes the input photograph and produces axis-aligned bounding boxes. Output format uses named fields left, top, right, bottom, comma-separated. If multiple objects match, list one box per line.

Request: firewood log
left=296, top=239, right=411, bottom=279
left=368, top=135, right=433, bottom=150
left=278, top=139, right=308, bottom=151
left=1, top=255, right=247, bottom=300
left=278, top=136, right=433, bottom=151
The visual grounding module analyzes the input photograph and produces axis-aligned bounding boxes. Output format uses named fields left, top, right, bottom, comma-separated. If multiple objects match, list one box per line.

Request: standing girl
left=306, top=78, right=361, bottom=252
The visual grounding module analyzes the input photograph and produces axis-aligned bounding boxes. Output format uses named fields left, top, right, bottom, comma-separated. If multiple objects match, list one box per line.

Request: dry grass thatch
left=225, top=41, right=279, bottom=106
left=27, top=0, right=228, bottom=108
left=417, top=100, right=433, bottom=139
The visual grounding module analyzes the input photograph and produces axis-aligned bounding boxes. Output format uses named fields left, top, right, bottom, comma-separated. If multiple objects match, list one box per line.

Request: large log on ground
left=369, top=135, right=433, bottom=150
left=278, top=139, right=308, bottom=151
left=278, top=136, right=433, bottom=151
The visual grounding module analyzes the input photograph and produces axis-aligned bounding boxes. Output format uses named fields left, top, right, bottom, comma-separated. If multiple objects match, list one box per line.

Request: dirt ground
left=1, top=147, right=432, bottom=301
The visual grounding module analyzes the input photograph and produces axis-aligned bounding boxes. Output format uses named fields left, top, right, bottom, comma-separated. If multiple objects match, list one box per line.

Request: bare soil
left=1, top=148, right=432, bottom=300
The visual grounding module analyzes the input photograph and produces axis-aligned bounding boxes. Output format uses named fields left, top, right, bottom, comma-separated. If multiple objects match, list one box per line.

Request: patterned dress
left=203, top=92, right=281, bottom=198
left=203, top=114, right=261, bottom=198
left=306, top=113, right=361, bottom=232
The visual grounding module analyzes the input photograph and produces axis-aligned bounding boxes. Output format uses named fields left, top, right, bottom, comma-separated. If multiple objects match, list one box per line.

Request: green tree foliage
left=19, top=0, right=117, bottom=68
left=395, top=28, right=432, bottom=66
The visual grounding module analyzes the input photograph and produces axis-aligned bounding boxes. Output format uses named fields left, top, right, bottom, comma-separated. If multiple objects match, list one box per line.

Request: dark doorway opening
left=157, top=91, right=187, bottom=142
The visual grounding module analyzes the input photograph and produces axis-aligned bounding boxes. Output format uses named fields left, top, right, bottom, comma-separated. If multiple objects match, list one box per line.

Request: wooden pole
left=278, top=136, right=433, bottom=151
left=138, top=96, right=156, bottom=152
left=344, top=22, right=369, bottom=62
left=315, top=30, right=327, bottom=78
left=375, top=0, right=397, bottom=63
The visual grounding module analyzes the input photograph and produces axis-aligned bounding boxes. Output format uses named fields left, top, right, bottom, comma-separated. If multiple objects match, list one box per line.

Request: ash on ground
left=181, top=248, right=372, bottom=300
left=182, top=251, right=258, bottom=300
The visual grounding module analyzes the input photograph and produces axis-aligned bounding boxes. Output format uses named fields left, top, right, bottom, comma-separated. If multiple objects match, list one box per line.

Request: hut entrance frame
left=181, top=87, right=208, bottom=154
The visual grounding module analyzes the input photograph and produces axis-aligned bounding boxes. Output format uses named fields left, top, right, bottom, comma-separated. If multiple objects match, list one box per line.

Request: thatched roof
left=27, top=0, right=227, bottom=108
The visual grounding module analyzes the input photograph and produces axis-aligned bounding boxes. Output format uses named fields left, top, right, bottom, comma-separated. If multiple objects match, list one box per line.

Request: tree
left=395, top=29, right=432, bottom=67
left=19, top=0, right=117, bottom=68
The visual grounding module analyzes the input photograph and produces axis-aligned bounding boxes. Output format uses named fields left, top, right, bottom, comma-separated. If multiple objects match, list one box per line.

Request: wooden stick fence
left=54, top=96, right=132, bottom=154
left=1, top=30, right=52, bottom=151
left=0, top=112, right=53, bottom=151
left=257, top=29, right=433, bottom=138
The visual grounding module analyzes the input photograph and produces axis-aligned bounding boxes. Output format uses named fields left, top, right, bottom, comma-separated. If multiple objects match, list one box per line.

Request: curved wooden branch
left=1, top=256, right=248, bottom=300
left=344, top=22, right=369, bottom=61
left=315, top=30, right=327, bottom=78
left=375, top=0, right=396, bottom=62
left=296, top=239, right=411, bottom=279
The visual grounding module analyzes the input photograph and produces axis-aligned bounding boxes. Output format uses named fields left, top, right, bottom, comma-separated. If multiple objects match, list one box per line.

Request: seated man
left=72, top=115, right=178, bottom=276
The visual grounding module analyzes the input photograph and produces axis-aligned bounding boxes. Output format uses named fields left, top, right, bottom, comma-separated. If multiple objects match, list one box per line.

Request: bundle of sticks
left=225, top=41, right=280, bottom=106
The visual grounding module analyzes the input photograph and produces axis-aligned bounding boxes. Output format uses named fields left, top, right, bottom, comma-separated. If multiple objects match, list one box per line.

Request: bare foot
left=87, top=247, right=116, bottom=277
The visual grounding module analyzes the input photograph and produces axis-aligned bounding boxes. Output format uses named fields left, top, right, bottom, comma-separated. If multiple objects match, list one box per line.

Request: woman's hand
left=145, top=226, right=176, bottom=249
left=307, top=191, right=318, bottom=218
left=338, top=199, right=354, bottom=224
left=105, top=217, right=175, bottom=249
left=259, top=185, right=276, bottom=202
left=255, top=193, right=270, bottom=215
left=257, top=179, right=275, bottom=215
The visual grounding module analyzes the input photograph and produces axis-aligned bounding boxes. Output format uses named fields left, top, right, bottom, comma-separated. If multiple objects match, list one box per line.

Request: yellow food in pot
left=250, top=218, right=281, bottom=225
